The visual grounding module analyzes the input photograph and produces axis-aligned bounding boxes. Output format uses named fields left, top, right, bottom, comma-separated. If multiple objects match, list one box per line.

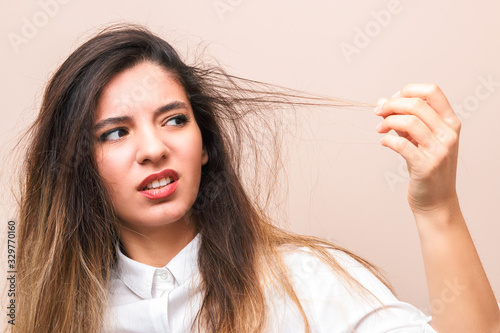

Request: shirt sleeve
left=283, top=248, right=437, bottom=333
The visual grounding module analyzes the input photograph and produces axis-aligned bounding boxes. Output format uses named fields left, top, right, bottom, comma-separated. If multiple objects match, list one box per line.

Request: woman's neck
left=118, top=217, right=197, bottom=267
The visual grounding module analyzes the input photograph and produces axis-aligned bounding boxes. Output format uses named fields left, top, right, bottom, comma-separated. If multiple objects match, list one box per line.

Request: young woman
left=14, top=24, right=499, bottom=332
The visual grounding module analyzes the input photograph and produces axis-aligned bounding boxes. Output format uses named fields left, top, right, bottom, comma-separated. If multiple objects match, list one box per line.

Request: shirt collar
left=116, top=233, right=201, bottom=299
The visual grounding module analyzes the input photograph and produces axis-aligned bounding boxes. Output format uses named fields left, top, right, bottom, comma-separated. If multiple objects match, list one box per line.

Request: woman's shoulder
left=279, top=245, right=396, bottom=302
left=282, top=245, right=366, bottom=271
left=273, top=244, right=434, bottom=332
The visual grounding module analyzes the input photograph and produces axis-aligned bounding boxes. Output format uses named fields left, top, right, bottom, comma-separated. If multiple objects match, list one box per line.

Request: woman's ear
left=201, top=146, right=208, bottom=166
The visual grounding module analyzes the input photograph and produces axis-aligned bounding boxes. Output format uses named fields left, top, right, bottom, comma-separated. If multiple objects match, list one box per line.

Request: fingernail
left=374, top=105, right=382, bottom=114
left=376, top=122, right=382, bottom=131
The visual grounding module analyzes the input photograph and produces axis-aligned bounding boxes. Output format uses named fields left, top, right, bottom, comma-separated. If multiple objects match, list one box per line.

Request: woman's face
left=93, top=61, right=208, bottom=233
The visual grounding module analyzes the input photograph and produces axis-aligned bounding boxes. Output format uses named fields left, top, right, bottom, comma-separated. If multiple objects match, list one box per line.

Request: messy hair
left=13, top=24, right=391, bottom=332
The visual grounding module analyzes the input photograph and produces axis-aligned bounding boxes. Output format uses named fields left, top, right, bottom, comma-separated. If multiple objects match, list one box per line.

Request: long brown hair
left=14, top=24, right=392, bottom=332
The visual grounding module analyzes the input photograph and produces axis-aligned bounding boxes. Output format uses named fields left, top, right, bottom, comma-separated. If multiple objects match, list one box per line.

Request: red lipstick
left=138, top=169, right=179, bottom=200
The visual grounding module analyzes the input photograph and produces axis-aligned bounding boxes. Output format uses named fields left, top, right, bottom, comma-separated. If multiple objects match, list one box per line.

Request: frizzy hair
left=13, top=24, right=392, bottom=332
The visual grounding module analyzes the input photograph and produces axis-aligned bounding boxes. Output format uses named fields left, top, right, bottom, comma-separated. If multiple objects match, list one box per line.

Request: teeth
left=144, top=177, right=173, bottom=190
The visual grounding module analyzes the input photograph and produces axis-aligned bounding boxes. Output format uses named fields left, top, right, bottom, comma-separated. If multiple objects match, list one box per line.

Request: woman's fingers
left=379, top=134, right=426, bottom=168
left=375, top=97, right=452, bottom=142
left=394, top=84, right=461, bottom=132
left=377, top=114, right=437, bottom=150
left=376, top=97, right=410, bottom=140
left=375, top=85, right=461, bottom=150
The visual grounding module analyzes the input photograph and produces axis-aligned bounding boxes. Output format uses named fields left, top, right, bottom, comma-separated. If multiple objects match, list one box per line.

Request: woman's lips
left=138, top=169, right=179, bottom=200
left=140, top=180, right=178, bottom=200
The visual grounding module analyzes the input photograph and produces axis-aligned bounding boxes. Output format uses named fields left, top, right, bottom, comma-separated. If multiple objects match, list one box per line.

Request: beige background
left=1, top=0, right=499, bottom=325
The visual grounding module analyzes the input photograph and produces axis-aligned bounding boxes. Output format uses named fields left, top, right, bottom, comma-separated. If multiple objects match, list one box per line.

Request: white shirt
left=107, top=234, right=437, bottom=332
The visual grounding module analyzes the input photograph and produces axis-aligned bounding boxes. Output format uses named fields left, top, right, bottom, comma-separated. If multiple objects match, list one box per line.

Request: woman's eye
left=165, top=114, right=189, bottom=127
left=99, top=128, right=128, bottom=142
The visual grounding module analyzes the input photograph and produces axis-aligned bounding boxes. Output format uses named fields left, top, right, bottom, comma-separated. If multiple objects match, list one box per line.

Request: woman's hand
left=374, top=83, right=462, bottom=216
left=375, top=83, right=500, bottom=332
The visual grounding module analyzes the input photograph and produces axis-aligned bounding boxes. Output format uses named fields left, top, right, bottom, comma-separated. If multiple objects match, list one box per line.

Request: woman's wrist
left=410, top=194, right=463, bottom=231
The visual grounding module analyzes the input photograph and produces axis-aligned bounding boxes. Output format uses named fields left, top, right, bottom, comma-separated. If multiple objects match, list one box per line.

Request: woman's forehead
left=95, top=62, right=189, bottom=120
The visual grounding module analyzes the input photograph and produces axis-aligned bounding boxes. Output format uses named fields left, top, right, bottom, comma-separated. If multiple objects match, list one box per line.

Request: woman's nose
left=135, top=128, right=169, bottom=164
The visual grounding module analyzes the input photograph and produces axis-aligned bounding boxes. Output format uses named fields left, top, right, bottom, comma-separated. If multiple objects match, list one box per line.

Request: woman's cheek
left=95, top=151, right=126, bottom=196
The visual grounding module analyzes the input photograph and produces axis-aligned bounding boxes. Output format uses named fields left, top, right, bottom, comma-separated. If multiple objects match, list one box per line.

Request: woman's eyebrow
left=93, top=116, right=131, bottom=133
left=93, top=101, right=189, bottom=133
left=154, top=101, right=189, bottom=117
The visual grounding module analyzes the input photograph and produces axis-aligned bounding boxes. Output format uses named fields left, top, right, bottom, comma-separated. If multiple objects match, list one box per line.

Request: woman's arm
left=375, top=84, right=500, bottom=333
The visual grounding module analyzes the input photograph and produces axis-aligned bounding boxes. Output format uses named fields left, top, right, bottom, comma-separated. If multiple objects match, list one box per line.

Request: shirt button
left=159, top=271, right=169, bottom=280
